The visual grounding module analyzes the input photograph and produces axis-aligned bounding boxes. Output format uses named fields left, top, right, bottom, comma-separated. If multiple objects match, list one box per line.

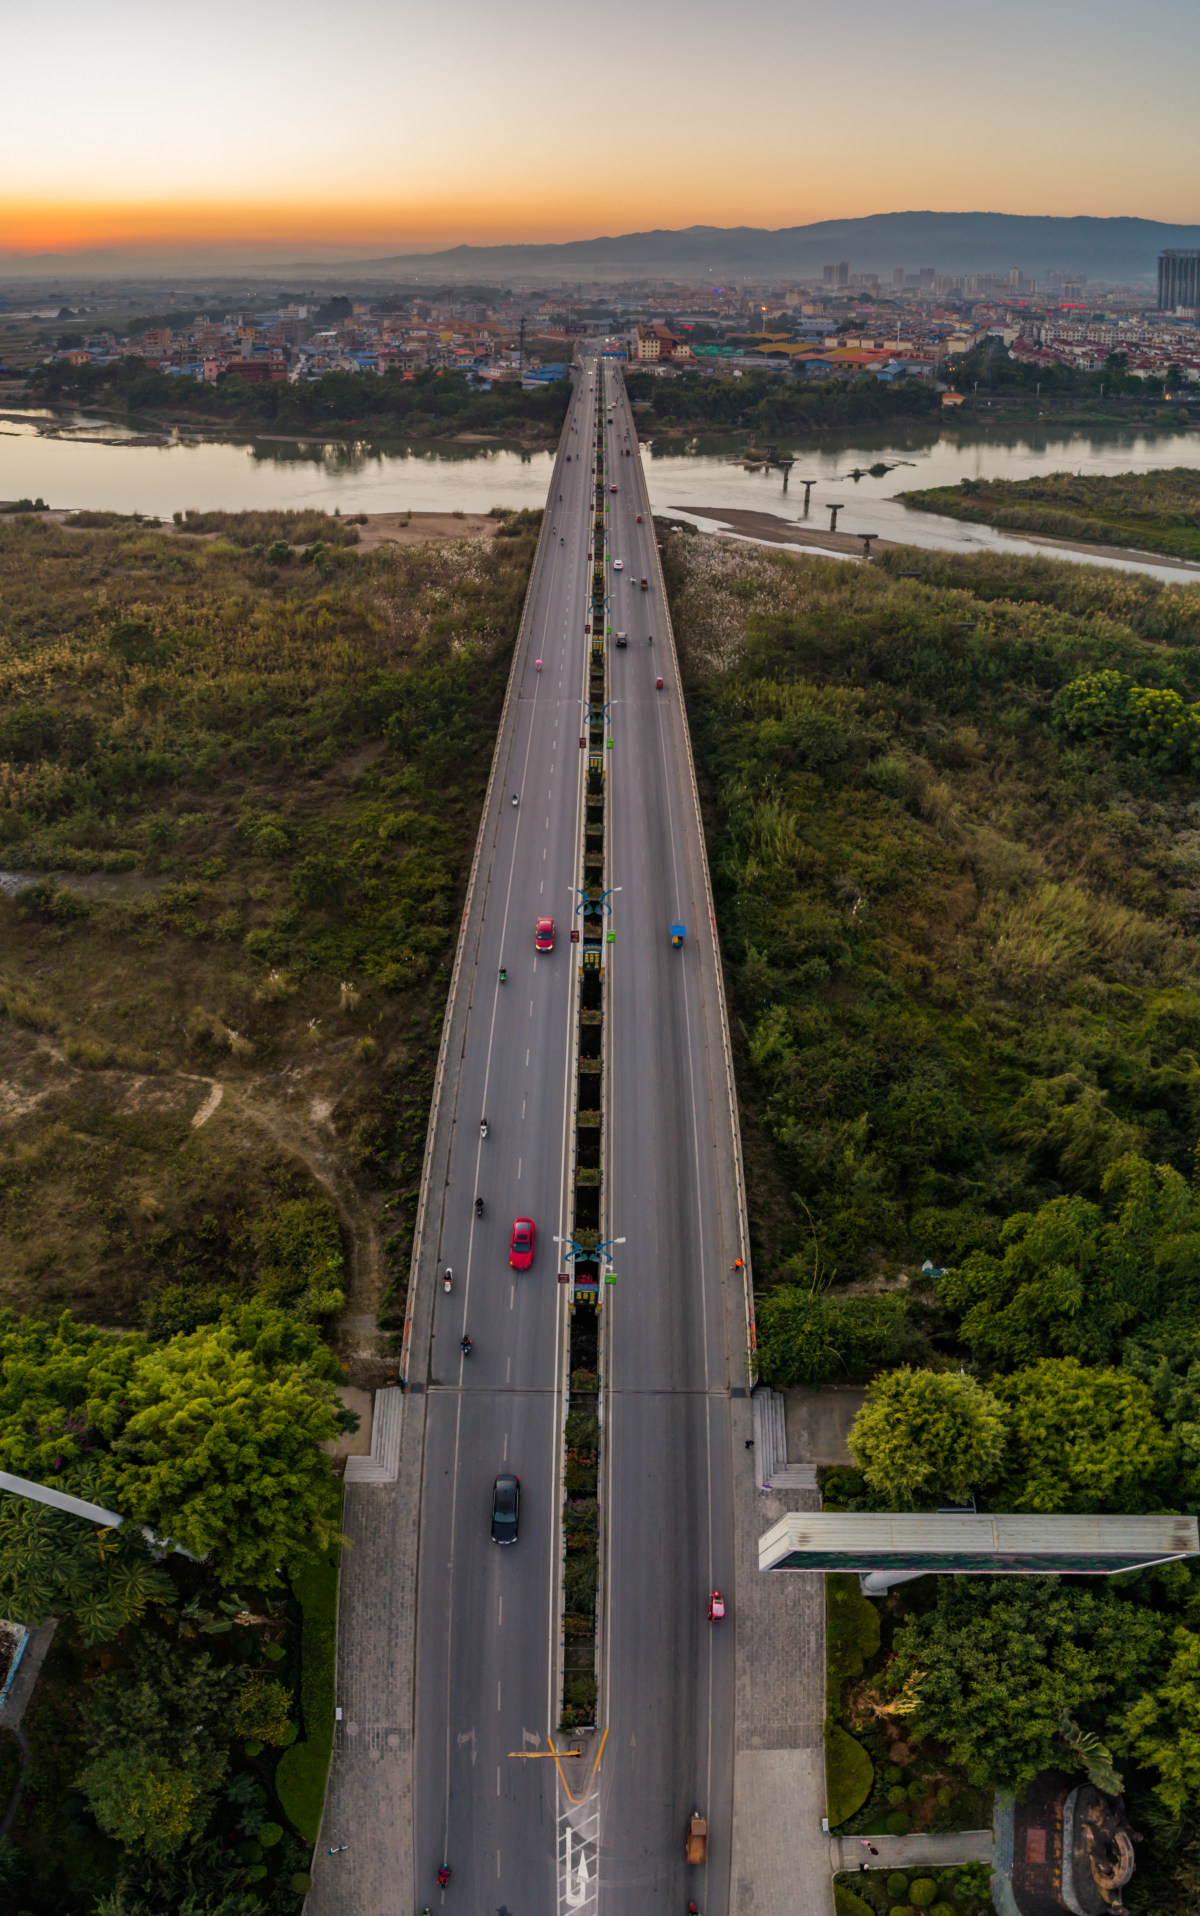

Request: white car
left=612, top=559, right=624, bottom=570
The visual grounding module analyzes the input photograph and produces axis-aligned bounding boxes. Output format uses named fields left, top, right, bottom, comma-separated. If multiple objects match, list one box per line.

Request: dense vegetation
left=901, top=465, right=1200, bottom=563
left=0, top=506, right=538, bottom=1910
left=668, top=517, right=1200, bottom=1907
left=0, top=507, right=537, bottom=1325
left=627, top=366, right=941, bottom=435
left=24, top=360, right=573, bottom=442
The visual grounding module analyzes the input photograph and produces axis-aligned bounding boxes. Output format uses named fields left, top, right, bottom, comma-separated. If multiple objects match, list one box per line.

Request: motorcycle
left=461, top=1335, right=473, bottom=1357
left=499, top=966, right=507, bottom=983
left=443, top=1268, right=453, bottom=1294
left=475, top=1196, right=485, bottom=1218
left=437, top=1867, right=451, bottom=1888
left=536, top=658, right=542, bottom=671
left=511, top=793, right=519, bottom=808
left=480, top=1118, right=489, bottom=1139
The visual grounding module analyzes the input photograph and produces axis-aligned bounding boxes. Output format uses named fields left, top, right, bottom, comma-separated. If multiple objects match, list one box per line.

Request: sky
left=3, top=0, right=1198, bottom=261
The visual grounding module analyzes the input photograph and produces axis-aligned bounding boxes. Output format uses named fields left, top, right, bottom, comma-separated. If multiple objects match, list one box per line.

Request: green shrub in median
left=276, top=1531, right=341, bottom=1840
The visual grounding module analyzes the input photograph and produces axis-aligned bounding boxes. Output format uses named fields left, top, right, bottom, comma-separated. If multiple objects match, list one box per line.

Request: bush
left=833, top=1887, right=874, bottom=1916
left=887, top=1875, right=909, bottom=1899
left=886, top=1811, right=911, bottom=1836
left=906, top=1778, right=928, bottom=1802
left=276, top=1532, right=340, bottom=1840
left=931, top=1903, right=957, bottom=1916
left=909, top=1882, right=937, bottom=1909
left=887, top=1785, right=908, bottom=1806
left=756, top=1289, right=923, bottom=1386
left=826, top=1723, right=874, bottom=1825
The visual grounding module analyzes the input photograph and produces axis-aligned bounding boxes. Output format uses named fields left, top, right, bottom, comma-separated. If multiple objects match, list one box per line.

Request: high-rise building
left=1158, top=250, right=1200, bottom=311
left=823, top=262, right=850, bottom=288
left=893, top=267, right=905, bottom=288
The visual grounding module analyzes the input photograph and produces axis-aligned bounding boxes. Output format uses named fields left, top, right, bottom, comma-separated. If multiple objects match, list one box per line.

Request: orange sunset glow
left=3, top=0, right=1199, bottom=264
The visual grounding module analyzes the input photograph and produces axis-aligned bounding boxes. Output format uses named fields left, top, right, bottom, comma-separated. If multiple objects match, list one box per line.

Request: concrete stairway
left=345, top=1387, right=403, bottom=1485
left=751, top=1387, right=818, bottom=1491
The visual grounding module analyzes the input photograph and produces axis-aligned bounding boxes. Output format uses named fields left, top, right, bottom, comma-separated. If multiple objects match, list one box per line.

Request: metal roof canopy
left=760, top=1511, right=1200, bottom=1593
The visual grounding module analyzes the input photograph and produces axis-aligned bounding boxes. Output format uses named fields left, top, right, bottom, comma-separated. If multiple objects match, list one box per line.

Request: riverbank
left=2, top=502, right=501, bottom=550
left=664, top=502, right=1200, bottom=580
left=900, top=466, right=1200, bottom=563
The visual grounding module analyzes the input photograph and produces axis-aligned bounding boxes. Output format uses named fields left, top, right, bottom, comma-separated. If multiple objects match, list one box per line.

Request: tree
left=755, top=1289, right=917, bottom=1386
left=887, top=1577, right=1164, bottom=1795
left=79, top=1747, right=204, bottom=1860
left=0, top=1306, right=343, bottom=1586
left=233, top=1673, right=293, bottom=1746
left=992, top=1358, right=1177, bottom=1512
left=78, top=1643, right=235, bottom=1856
left=107, top=1322, right=342, bottom=1581
left=1116, top=1627, right=1200, bottom=1815
left=939, top=1156, right=1200, bottom=1369
left=848, top=1367, right=1007, bottom=1508
left=0, top=1492, right=172, bottom=1641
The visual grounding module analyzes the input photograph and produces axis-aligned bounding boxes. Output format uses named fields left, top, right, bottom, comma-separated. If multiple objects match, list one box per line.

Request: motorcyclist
left=475, top=1196, right=484, bottom=1218
left=437, top=1867, right=451, bottom=1888
left=499, top=965, right=507, bottom=983
left=511, top=793, right=518, bottom=807
left=480, top=1117, right=489, bottom=1138
left=461, top=1335, right=472, bottom=1356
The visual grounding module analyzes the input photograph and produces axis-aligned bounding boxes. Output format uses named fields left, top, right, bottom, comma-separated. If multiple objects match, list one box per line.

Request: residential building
left=1159, top=250, right=1200, bottom=313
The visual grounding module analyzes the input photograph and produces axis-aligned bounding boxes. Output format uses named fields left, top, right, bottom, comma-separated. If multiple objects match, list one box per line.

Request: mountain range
left=349, top=211, right=1199, bottom=284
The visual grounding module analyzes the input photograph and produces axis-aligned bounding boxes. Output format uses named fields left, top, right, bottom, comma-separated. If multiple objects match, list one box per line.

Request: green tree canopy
left=0, top=1493, right=172, bottom=1639
left=0, top=1304, right=342, bottom=1583
left=993, top=1358, right=1177, bottom=1512
left=888, top=1577, right=1165, bottom=1795
left=939, top=1156, right=1200, bottom=1370
left=107, top=1322, right=342, bottom=1580
left=1115, top=1625, right=1200, bottom=1816
left=78, top=1643, right=235, bottom=1857
left=848, top=1367, right=1008, bottom=1508
left=754, top=1289, right=919, bottom=1386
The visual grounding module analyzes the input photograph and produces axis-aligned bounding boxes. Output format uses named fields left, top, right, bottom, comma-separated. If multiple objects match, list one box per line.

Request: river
left=2, top=407, right=1199, bottom=580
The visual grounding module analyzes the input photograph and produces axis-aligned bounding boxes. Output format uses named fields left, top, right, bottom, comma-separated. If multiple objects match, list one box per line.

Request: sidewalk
left=730, top=1459, right=832, bottom=1916
left=833, top=1830, right=994, bottom=1870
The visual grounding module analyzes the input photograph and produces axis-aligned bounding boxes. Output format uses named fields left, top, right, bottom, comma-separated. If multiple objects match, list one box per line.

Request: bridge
left=309, top=348, right=828, bottom=1916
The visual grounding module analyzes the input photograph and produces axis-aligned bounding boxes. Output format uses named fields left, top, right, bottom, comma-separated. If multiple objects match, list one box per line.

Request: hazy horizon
left=4, top=0, right=1198, bottom=267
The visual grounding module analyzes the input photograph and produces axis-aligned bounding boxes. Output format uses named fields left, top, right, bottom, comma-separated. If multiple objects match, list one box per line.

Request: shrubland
left=665, top=517, right=1200, bottom=1900
left=0, top=504, right=538, bottom=1910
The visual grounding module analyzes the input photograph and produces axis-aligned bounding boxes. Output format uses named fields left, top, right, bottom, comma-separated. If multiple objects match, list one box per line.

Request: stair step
left=345, top=1387, right=403, bottom=1484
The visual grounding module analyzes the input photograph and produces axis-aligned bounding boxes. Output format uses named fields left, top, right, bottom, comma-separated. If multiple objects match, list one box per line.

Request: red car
left=535, top=916, right=555, bottom=952
left=510, top=1217, right=535, bottom=1270
left=610, top=484, right=618, bottom=493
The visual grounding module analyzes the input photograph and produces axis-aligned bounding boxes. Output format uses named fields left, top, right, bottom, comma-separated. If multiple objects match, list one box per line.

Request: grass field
left=0, top=506, right=539, bottom=1331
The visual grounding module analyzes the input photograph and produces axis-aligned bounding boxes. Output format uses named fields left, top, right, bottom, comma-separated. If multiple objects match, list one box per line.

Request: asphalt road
left=411, top=350, right=743, bottom=1915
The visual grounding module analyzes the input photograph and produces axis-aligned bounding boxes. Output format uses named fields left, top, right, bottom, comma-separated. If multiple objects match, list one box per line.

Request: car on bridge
left=535, top=917, right=555, bottom=952
left=509, top=1217, right=535, bottom=1270
left=491, top=1473, right=520, bottom=1545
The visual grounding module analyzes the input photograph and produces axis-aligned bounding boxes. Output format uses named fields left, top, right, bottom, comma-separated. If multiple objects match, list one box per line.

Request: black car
left=491, top=1473, right=520, bottom=1545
